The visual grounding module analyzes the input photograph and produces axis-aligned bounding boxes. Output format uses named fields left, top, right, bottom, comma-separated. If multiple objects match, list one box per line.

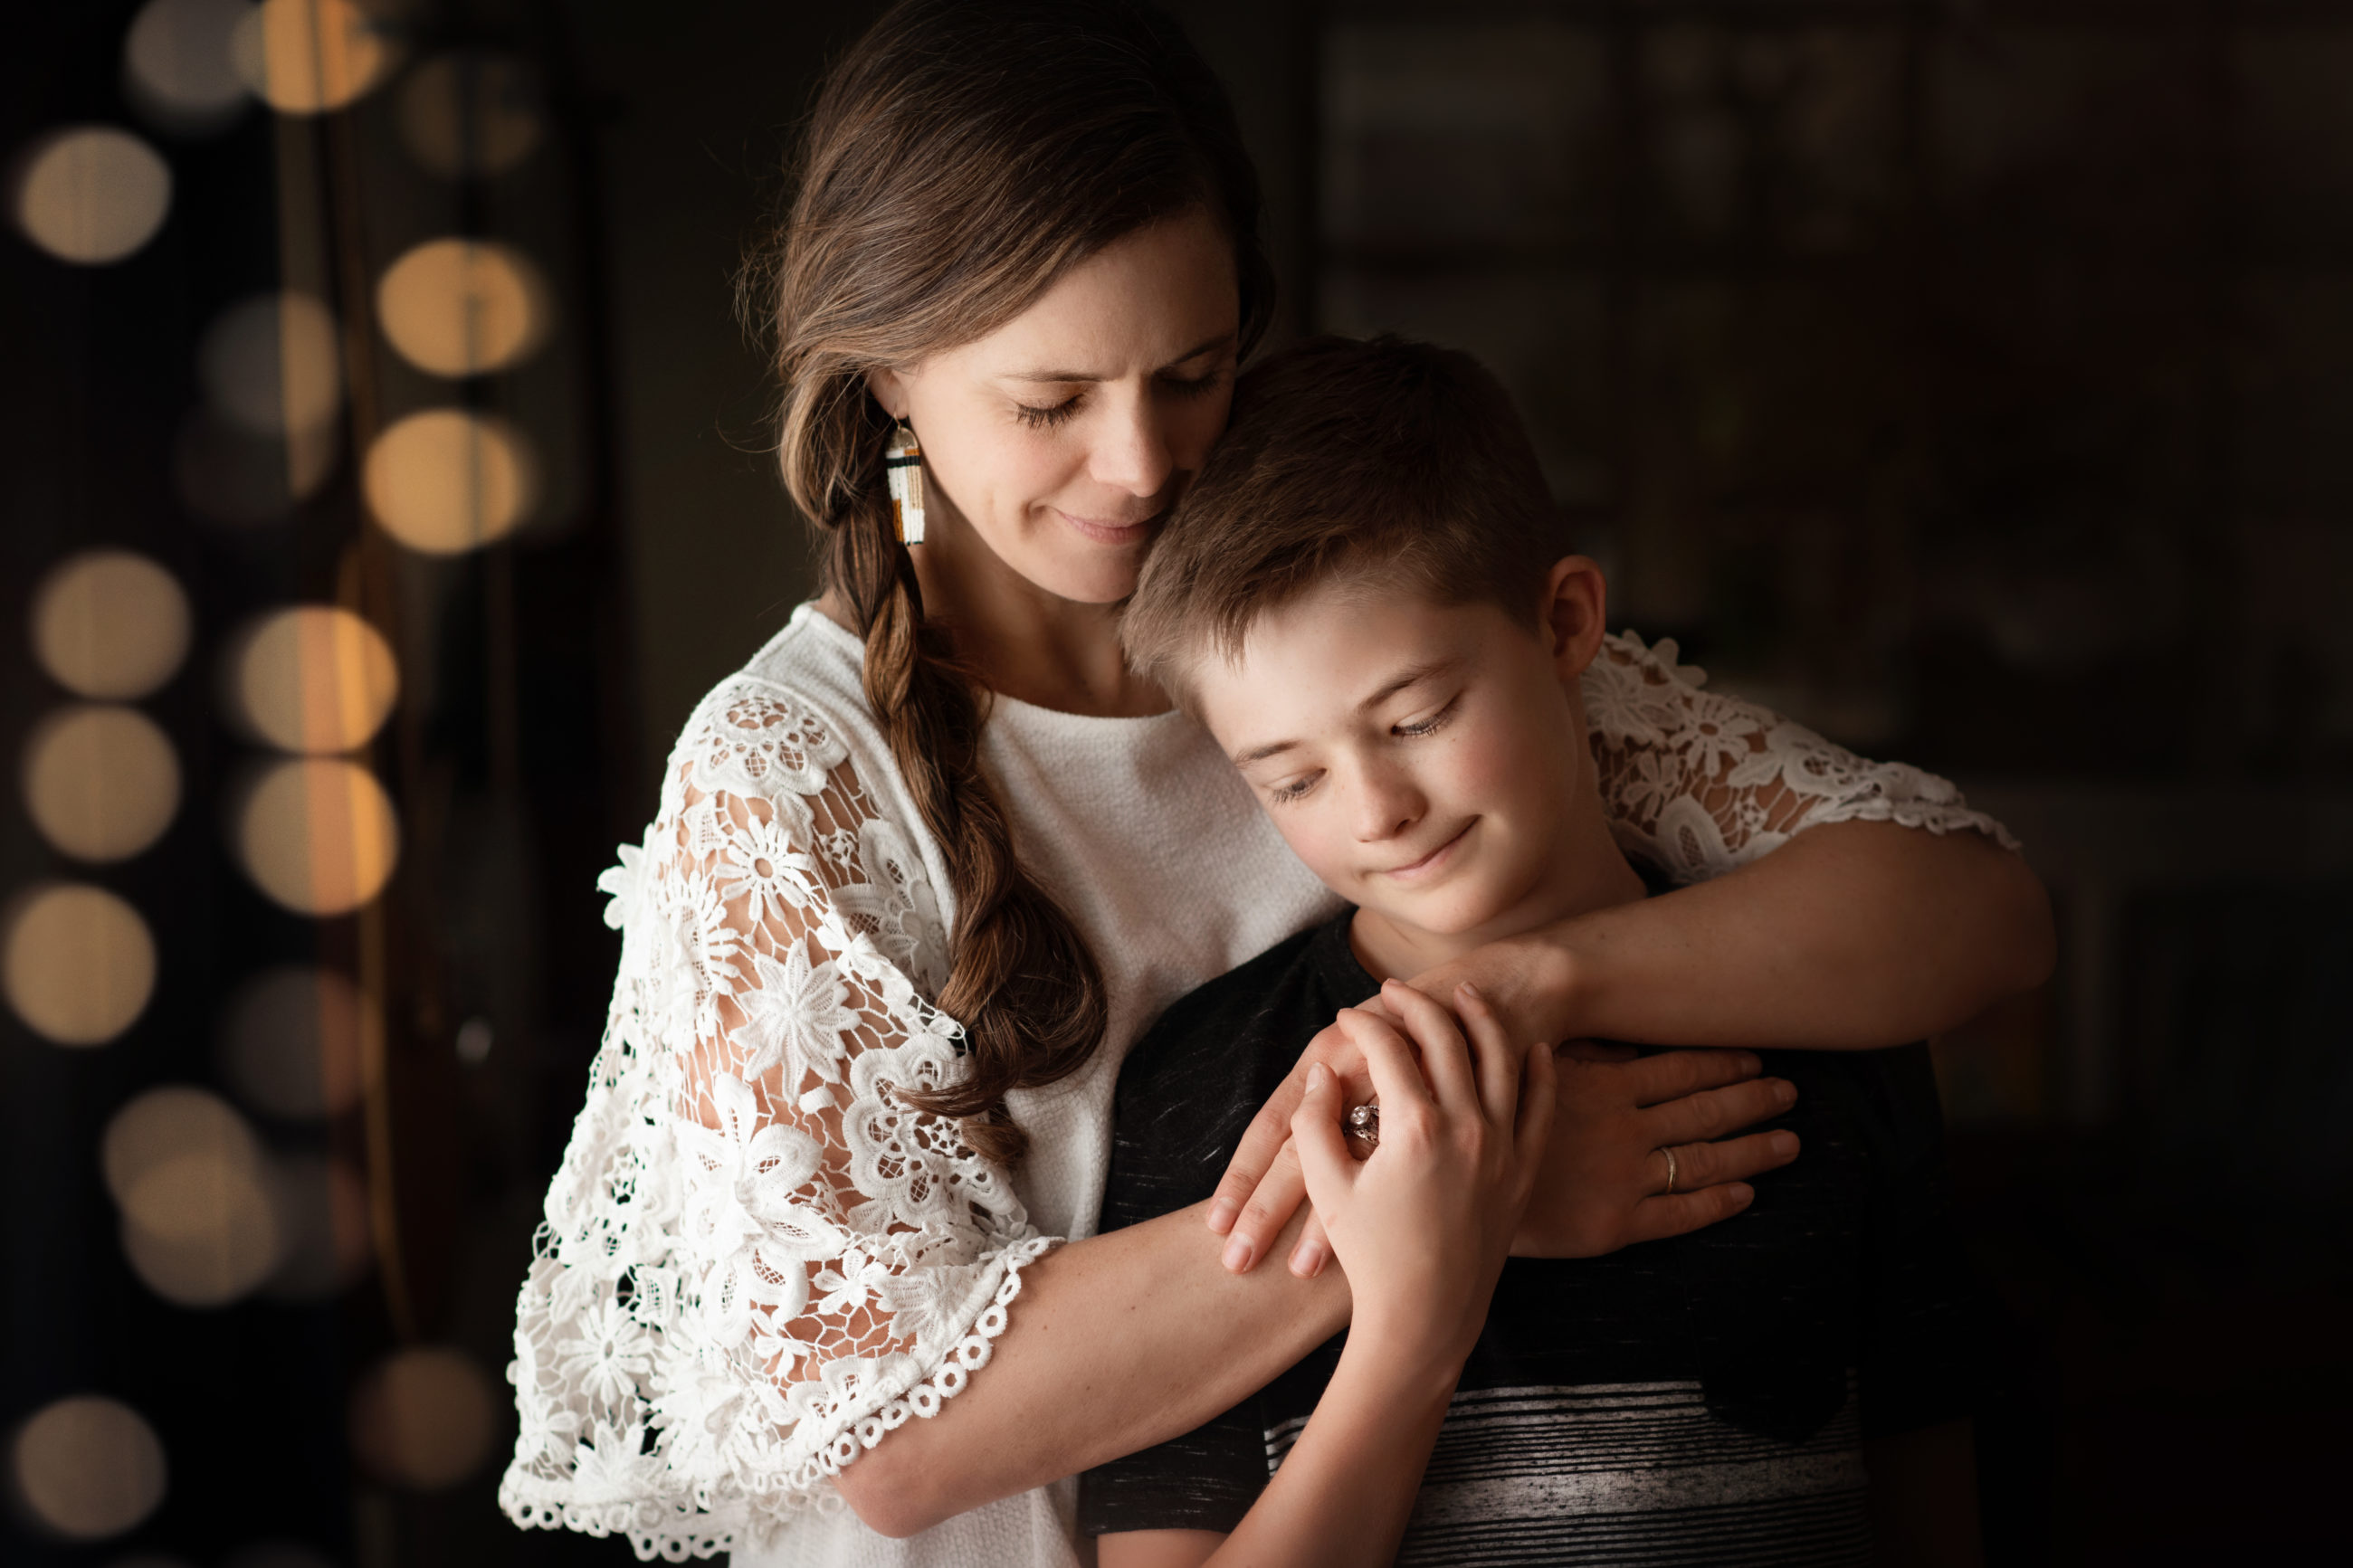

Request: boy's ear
left=1541, top=556, right=1609, bottom=682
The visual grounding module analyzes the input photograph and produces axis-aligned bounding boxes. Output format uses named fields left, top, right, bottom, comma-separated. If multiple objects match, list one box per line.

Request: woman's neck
left=819, top=498, right=1171, bottom=719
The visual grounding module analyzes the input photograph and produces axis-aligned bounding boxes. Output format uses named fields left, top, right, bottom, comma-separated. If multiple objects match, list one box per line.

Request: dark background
left=4, top=3, right=2348, bottom=1565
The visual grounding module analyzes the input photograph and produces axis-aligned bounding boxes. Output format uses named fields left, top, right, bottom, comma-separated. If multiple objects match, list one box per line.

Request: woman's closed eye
left=1014, top=394, right=1082, bottom=430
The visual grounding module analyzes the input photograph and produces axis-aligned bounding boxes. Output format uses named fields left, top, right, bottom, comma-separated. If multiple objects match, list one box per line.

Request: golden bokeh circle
left=125, top=0, right=252, bottom=130
left=198, top=291, right=342, bottom=437
left=234, top=758, right=400, bottom=916
left=349, top=1347, right=496, bottom=1490
left=12, top=127, right=173, bottom=265
left=378, top=238, right=550, bottom=377
left=3, top=885, right=157, bottom=1047
left=362, top=408, right=537, bottom=555
left=30, top=550, right=193, bottom=700
left=228, top=605, right=397, bottom=754
left=396, top=52, right=543, bottom=177
left=218, top=965, right=370, bottom=1119
left=22, top=705, right=180, bottom=862
left=10, top=1395, right=168, bottom=1540
left=229, top=0, right=395, bottom=117
left=101, top=1087, right=281, bottom=1307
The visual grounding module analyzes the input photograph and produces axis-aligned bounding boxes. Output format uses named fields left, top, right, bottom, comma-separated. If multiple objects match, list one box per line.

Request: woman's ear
left=1541, top=556, right=1609, bottom=681
left=866, top=365, right=910, bottom=422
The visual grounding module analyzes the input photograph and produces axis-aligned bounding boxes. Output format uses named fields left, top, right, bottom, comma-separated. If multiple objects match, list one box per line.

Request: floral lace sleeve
left=1584, top=632, right=2020, bottom=884
left=500, top=680, right=1052, bottom=1560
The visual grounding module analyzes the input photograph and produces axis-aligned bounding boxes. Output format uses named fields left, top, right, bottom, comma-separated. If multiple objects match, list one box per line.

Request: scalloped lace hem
left=1815, top=795, right=2023, bottom=853
left=499, top=1233, right=1057, bottom=1562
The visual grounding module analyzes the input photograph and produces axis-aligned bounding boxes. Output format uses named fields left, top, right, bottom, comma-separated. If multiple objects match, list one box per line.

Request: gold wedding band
left=1661, top=1145, right=1679, bottom=1195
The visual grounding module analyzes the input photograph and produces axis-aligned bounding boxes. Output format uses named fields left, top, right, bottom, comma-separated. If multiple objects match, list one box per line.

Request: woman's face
left=868, top=208, right=1241, bottom=606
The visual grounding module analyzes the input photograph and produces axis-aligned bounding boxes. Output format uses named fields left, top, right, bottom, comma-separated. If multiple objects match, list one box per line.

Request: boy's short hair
left=1123, top=334, right=1569, bottom=701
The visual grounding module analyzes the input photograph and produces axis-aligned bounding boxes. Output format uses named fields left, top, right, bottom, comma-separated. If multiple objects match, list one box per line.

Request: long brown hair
left=746, top=0, right=1274, bottom=1164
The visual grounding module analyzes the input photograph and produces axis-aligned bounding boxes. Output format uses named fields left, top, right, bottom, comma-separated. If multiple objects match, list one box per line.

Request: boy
left=1081, top=337, right=1983, bottom=1565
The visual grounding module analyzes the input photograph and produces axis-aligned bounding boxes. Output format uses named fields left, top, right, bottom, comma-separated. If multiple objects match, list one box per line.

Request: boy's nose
left=1351, top=768, right=1425, bottom=842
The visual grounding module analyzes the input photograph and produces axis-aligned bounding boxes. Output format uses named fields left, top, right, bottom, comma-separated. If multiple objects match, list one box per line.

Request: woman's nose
left=1088, top=387, right=1175, bottom=499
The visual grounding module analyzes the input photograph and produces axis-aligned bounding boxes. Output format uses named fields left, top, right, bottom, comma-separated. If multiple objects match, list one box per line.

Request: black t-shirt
left=1078, top=911, right=1979, bottom=1565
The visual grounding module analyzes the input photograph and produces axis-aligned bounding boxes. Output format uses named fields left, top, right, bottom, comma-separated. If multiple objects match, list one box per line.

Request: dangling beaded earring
left=884, top=422, right=926, bottom=545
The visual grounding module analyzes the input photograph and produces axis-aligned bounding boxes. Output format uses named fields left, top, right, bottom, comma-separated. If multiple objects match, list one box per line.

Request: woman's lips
left=1379, top=820, right=1473, bottom=882
left=1054, top=508, right=1155, bottom=546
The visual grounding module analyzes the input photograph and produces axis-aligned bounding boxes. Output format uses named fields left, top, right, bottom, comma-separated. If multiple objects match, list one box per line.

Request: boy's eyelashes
left=1252, top=695, right=1464, bottom=806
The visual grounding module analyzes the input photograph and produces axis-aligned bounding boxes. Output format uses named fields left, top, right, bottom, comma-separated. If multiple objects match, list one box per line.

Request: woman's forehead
left=951, top=213, right=1240, bottom=382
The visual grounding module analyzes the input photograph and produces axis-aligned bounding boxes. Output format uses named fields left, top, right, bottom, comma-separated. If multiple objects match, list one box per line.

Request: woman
left=499, top=4, right=2050, bottom=1563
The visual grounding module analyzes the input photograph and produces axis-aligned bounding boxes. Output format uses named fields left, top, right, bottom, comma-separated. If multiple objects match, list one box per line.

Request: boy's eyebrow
left=1228, top=659, right=1458, bottom=769
left=1005, top=331, right=1235, bottom=385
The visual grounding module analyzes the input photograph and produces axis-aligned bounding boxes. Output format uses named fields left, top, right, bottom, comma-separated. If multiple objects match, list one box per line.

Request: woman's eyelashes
left=1009, top=369, right=1226, bottom=430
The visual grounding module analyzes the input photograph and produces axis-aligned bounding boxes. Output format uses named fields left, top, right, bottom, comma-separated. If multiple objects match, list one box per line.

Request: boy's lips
left=1376, top=820, right=1474, bottom=881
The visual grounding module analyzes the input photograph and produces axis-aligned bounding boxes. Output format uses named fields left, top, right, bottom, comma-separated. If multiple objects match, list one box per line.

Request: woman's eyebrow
left=1005, top=331, right=1235, bottom=385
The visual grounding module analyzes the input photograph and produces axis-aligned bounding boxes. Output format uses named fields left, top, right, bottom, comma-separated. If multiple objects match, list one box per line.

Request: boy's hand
left=1209, top=1003, right=1798, bottom=1275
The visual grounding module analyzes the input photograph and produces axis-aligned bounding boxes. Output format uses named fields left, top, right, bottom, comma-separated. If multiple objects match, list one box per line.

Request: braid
left=793, top=401, right=1107, bottom=1167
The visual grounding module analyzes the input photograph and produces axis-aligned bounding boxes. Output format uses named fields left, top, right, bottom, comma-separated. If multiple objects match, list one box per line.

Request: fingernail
left=1770, top=1130, right=1800, bottom=1158
left=1738, top=1051, right=1763, bottom=1075
left=1304, top=1062, right=1329, bottom=1090
left=1222, top=1236, right=1255, bottom=1273
left=1729, top=1183, right=1755, bottom=1207
left=1774, top=1079, right=1797, bottom=1107
left=1206, top=1200, right=1236, bottom=1234
left=1457, top=981, right=1482, bottom=1003
left=1290, top=1241, right=1325, bottom=1278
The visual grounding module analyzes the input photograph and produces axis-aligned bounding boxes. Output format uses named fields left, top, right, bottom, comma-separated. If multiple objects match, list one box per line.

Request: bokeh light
left=9, top=1396, right=167, bottom=1540
left=173, top=407, right=337, bottom=526
left=124, top=0, right=252, bottom=134
left=229, top=0, right=395, bottom=117
left=349, top=1347, right=496, bottom=1490
left=198, top=291, right=342, bottom=437
left=30, top=550, right=193, bottom=699
left=22, top=704, right=181, bottom=862
left=219, top=965, right=369, bottom=1120
left=227, top=605, right=397, bottom=754
left=11, top=127, right=172, bottom=265
left=377, top=238, right=551, bottom=377
left=265, top=1154, right=372, bottom=1301
left=362, top=408, right=538, bottom=554
left=3, top=885, right=156, bottom=1047
left=233, top=757, right=400, bottom=915
left=104, top=1088, right=281, bottom=1308
left=396, top=52, right=543, bottom=177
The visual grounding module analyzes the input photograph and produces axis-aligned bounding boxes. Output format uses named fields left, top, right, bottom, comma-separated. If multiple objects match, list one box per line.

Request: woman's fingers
left=1651, top=1128, right=1800, bottom=1195
left=1640, top=1074, right=1796, bottom=1148
left=1623, top=1182, right=1758, bottom=1245
left=1220, top=1136, right=1307, bottom=1273
left=1286, top=1211, right=1332, bottom=1279
left=1514, top=1031, right=1558, bottom=1164
left=1619, top=1047, right=1766, bottom=1108
left=1376, top=979, right=1477, bottom=1112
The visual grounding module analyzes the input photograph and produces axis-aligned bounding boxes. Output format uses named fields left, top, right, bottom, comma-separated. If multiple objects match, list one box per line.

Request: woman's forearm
left=832, top=1200, right=1348, bottom=1537
left=1488, top=820, right=2054, bottom=1050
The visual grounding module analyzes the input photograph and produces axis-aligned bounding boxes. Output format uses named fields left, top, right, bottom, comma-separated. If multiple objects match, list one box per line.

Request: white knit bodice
left=500, top=603, right=2012, bottom=1566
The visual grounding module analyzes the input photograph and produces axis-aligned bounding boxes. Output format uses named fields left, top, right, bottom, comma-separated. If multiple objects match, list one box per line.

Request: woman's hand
left=1212, top=1001, right=1796, bottom=1277
left=1291, top=980, right=1555, bottom=1363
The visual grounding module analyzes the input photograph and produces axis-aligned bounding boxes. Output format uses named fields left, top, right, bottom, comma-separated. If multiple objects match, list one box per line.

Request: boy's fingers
left=1453, top=982, right=1521, bottom=1128
left=1624, top=1182, right=1757, bottom=1245
left=1287, top=1212, right=1332, bottom=1279
left=1336, top=1007, right=1436, bottom=1116
left=1654, top=1128, right=1799, bottom=1193
left=1621, top=1047, right=1765, bottom=1107
left=1220, top=1137, right=1307, bottom=1274
left=1378, top=980, right=1476, bottom=1110
left=1642, top=1077, right=1796, bottom=1148
left=1209, top=1068, right=1313, bottom=1236
left=1289, top=1063, right=1356, bottom=1215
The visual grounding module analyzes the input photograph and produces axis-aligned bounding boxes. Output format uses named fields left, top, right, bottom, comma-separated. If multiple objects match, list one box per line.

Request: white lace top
left=499, top=603, right=2014, bottom=1565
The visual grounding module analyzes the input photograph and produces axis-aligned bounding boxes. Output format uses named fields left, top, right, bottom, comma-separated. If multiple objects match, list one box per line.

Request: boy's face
left=1188, top=566, right=1605, bottom=946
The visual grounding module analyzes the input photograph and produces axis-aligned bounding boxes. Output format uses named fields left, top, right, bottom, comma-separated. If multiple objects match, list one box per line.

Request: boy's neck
left=1346, top=796, right=1648, bottom=984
